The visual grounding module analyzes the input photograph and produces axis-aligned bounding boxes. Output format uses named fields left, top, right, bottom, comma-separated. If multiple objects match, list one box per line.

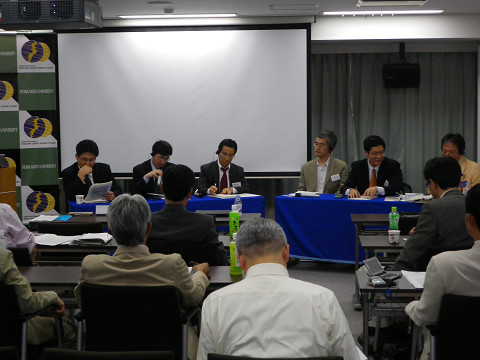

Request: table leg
left=362, top=292, right=369, bottom=357
left=353, top=223, right=362, bottom=310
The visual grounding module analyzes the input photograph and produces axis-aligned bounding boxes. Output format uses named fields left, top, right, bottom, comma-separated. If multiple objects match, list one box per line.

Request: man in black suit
left=61, top=139, right=122, bottom=202
left=148, top=164, right=228, bottom=265
left=131, top=140, right=174, bottom=197
left=196, top=139, right=250, bottom=196
left=341, top=135, right=403, bottom=198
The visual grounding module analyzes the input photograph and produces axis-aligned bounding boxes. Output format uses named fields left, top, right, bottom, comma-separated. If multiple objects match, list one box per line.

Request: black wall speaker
left=383, top=63, right=420, bottom=88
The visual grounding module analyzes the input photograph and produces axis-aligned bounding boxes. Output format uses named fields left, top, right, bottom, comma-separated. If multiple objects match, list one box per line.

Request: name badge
left=232, top=182, right=241, bottom=187
left=331, top=174, right=341, bottom=182
left=383, top=180, right=389, bottom=187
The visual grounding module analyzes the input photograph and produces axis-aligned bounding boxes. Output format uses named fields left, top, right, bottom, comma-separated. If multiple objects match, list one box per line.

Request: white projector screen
left=58, top=27, right=308, bottom=174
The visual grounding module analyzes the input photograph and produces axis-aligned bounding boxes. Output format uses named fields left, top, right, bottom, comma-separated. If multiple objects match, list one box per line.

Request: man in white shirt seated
left=405, top=184, right=480, bottom=360
left=197, top=217, right=366, bottom=360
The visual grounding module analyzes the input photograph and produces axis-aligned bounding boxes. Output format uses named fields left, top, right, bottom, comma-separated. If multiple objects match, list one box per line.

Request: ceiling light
left=270, top=4, right=319, bottom=11
left=119, top=14, right=237, bottom=19
left=357, top=0, right=428, bottom=6
left=323, top=10, right=443, bottom=16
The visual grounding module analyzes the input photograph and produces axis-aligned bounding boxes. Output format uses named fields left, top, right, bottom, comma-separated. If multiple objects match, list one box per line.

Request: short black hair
left=151, top=140, right=173, bottom=157
left=162, top=164, right=194, bottom=202
left=317, top=130, right=337, bottom=153
left=441, top=133, right=466, bottom=155
left=363, top=135, right=386, bottom=153
left=76, top=139, right=99, bottom=157
left=466, top=184, right=480, bottom=229
left=217, top=139, right=237, bottom=155
left=423, top=157, right=461, bottom=190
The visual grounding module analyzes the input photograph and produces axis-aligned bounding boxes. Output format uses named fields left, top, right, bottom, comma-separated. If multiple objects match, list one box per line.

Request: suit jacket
left=340, top=157, right=403, bottom=196
left=74, top=245, right=209, bottom=310
left=131, top=159, right=174, bottom=197
left=148, top=204, right=228, bottom=265
left=405, top=241, right=480, bottom=327
left=197, top=161, right=250, bottom=195
left=460, top=156, right=480, bottom=191
left=394, top=190, right=474, bottom=271
left=298, top=157, right=348, bottom=194
left=0, top=249, right=58, bottom=344
left=61, top=162, right=122, bottom=202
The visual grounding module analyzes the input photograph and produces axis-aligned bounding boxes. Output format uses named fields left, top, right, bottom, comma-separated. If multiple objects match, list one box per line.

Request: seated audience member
left=148, top=165, right=227, bottom=265
left=341, top=135, right=403, bottom=198
left=298, top=130, right=348, bottom=194
left=1, top=203, right=37, bottom=261
left=441, top=133, right=480, bottom=193
left=405, top=184, right=480, bottom=360
left=394, top=157, right=473, bottom=271
left=132, top=140, right=174, bottom=197
left=196, top=139, right=250, bottom=196
left=0, top=248, right=75, bottom=346
left=61, top=139, right=122, bottom=202
left=197, top=218, right=366, bottom=360
left=75, top=194, right=210, bottom=359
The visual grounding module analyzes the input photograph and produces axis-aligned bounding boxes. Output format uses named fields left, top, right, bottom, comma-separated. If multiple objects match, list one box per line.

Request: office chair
left=0, top=284, right=63, bottom=360
left=146, top=241, right=218, bottom=265
left=75, top=284, right=199, bottom=360
left=43, top=348, right=175, bottom=360
left=0, top=346, right=19, bottom=360
left=398, top=213, right=420, bottom=235
left=37, top=222, right=103, bottom=236
left=8, top=247, right=33, bottom=266
left=402, top=183, right=413, bottom=194
left=428, top=294, right=480, bottom=360
left=208, top=355, right=343, bottom=360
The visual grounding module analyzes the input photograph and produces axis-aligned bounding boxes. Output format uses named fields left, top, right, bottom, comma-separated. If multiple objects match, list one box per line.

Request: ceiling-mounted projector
left=0, top=0, right=102, bottom=30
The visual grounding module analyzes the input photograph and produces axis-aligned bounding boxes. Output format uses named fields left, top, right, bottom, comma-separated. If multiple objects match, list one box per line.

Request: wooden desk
left=356, top=266, right=422, bottom=357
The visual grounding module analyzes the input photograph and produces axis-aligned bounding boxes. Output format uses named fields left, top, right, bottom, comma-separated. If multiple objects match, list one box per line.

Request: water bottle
left=229, top=204, right=239, bottom=240
left=389, top=207, right=399, bottom=230
left=229, top=233, right=242, bottom=276
left=234, top=195, right=242, bottom=216
left=0, top=230, right=7, bottom=249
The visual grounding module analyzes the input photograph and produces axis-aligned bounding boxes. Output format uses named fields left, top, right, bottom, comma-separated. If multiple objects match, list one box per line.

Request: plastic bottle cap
left=391, top=207, right=397, bottom=211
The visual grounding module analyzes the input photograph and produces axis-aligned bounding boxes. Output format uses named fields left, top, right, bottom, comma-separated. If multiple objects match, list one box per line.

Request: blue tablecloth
left=69, top=195, right=265, bottom=217
left=275, top=194, right=424, bottom=264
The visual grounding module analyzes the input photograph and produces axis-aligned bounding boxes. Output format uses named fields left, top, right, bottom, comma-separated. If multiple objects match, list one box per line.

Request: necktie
left=220, top=168, right=228, bottom=192
left=369, top=168, right=377, bottom=187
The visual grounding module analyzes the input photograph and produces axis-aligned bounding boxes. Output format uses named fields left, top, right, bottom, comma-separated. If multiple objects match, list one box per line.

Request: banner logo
left=26, top=191, right=55, bottom=213
left=1, top=157, right=16, bottom=169
left=0, top=81, right=14, bottom=100
left=24, top=116, right=53, bottom=138
left=21, top=40, right=51, bottom=63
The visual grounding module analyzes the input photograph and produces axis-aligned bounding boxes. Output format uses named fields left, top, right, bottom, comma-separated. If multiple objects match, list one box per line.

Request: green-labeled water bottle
left=229, top=205, right=239, bottom=239
left=389, top=206, right=399, bottom=230
left=230, top=233, right=242, bottom=276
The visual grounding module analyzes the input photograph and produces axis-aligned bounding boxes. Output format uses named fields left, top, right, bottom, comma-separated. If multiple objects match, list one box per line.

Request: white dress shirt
left=0, top=203, right=36, bottom=253
left=197, top=263, right=366, bottom=360
left=316, top=156, right=330, bottom=194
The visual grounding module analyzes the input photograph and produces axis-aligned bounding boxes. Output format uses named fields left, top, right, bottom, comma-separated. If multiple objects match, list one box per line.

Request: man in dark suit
left=131, top=140, right=174, bottom=197
left=341, top=135, right=403, bottom=198
left=61, top=139, right=122, bottom=202
left=148, top=164, right=228, bottom=265
left=394, top=157, right=473, bottom=271
left=196, top=139, right=250, bottom=196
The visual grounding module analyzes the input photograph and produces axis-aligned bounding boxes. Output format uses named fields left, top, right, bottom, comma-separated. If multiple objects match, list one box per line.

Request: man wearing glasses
left=61, top=139, right=122, bottom=202
left=341, top=135, right=403, bottom=198
left=197, top=138, right=250, bottom=196
left=132, top=140, right=174, bottom=197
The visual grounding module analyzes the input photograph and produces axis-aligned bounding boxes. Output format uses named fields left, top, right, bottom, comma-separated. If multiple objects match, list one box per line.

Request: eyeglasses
left=154, top=155, right=170, bottom=162
left=369, top=151, right=385, bottom=157
left=313, top=142, right=327, bottom=148
left=442, top=150, right=459, bottom=156
left=219, top=152, right=235, bottom=159
left=79, top=157, right=96, bottom=163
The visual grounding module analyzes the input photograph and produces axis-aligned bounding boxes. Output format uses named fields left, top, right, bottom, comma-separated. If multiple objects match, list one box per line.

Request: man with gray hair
left=298, top=130, right=348, bottom=194
left=75, top=194, right=210, bottom=359
left=197, top=218, right=366, bottom=360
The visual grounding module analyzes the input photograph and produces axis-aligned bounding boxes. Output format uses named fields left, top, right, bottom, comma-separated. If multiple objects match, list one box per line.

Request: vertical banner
left=0, top=34, right=59, bottom=222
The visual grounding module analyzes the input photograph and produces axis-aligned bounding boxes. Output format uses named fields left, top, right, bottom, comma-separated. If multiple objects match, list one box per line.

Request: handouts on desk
left=401, top=270, right=426, bottom=289
left=207, top=193, right=261, bottom=199
left=294, top=191, right=320, bottom=198
left=35, top=233, right=113, bottom=246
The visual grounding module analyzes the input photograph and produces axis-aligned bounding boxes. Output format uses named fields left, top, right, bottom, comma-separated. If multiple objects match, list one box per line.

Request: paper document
left=294, top=191, right=320, bottom=197
left=208, top=193, right=261, bottom=199
left=399, top=193, right=432, bottom=202
left=35, top=233, right=112, bottom=246
left=349, top=196, right=374, bottom=200
left=401, top=270, right=426, bottom=289
left=85, top=181, right=112, bottom=203
left=29, top=215, right=59, bottom=223
left=35, top=234, right=77, bottom=246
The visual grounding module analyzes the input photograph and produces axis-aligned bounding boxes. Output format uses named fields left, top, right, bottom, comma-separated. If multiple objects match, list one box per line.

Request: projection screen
left=58, top=26, right=308, bottom=174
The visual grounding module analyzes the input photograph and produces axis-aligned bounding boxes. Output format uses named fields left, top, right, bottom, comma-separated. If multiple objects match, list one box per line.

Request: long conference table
left=275, top=194, right=424, bottom=264
left=68, top=195, right=265, bottom=216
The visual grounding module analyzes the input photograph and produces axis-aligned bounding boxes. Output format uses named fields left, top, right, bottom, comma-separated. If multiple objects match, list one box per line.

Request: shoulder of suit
left=330, top=157, right=347, bottom=167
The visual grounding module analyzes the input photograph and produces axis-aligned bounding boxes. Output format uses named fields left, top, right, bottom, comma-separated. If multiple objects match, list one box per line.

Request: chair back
left=7, top=247, right=33, bottom=266
left=208, top=355, right=343, bottom=360
left=0, top=284, right=22, bottom=348
left=37, top=222, right=103, bottom=236
left=80, top=284, right=184, bottom=358
left=434, top=294, right=480, bottom=359
left=398, top=213, right=419, bottom=235
left=43, top=348, right=175, bottom=360
left=146, top=242, right=217, bottom=265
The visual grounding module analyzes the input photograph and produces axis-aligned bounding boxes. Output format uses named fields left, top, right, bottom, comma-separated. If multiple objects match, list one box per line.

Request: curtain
left=311, top=52, right=477, bottom=193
